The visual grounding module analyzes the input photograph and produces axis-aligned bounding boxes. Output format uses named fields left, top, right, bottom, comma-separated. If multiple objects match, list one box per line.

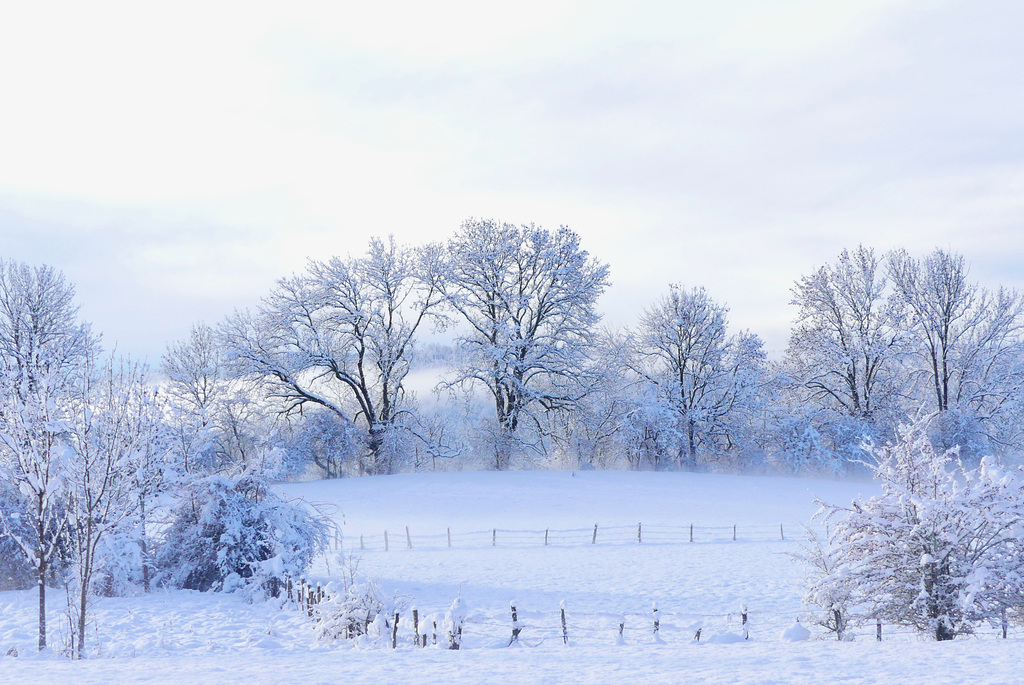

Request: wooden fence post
left=360, top=534, right=364, bottom=551
left=406, top=526, right=412, bottom=549
left=733, top=524, right=736, bottom=541
left=392, top=613, right=399, bottom=649
left=653, top=601, right=660, bottom=636
left=545, top=529, right=549, bottom=546
left=1002, top=607, right=1008, bottom=638
left=741, top=604, right=748, bottom=640
left=780, top=523, right=785, bottom=540
left=384, top=530, right=389, bottom=551
left=876, top=619, right=882, bottom=641
left=413, top=609, right=419, bottom=647
left=510, top=602, right=521, bottom=645
left=592, top=524, right=598, bottom=544
left=492, top=529, right=496, bottom=546
left=447, top=528, right=451, bottom=548
left=690, top=523, right=693, bottom=543
left=637, top=523, right=642, bottom=544
left=560, top=600, right=568, bottom=645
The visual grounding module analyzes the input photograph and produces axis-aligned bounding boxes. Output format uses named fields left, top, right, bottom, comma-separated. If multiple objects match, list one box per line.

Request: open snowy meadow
left=2, top=470, right=1023, bottom=684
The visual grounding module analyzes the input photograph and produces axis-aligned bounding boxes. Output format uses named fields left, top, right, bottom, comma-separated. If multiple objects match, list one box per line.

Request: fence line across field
left=274, top=580, right=1018, bottom=646
left=340, top=521, right=815, bottom=551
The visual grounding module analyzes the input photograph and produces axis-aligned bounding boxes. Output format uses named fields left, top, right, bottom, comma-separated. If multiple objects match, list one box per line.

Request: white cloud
left=1, top=0, right=1023, bottom=360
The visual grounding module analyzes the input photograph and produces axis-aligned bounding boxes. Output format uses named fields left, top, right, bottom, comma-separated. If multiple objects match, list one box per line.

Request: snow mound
left=780, top=620, right=811, bottom=642
left=704, top=632, right=747, bottom=644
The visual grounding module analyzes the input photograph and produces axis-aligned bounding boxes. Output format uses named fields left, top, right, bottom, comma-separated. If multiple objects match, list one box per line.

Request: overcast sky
left=2, top=0, right=1022, bottom=362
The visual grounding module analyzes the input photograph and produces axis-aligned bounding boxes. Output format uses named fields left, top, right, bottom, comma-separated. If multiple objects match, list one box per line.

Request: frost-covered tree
left=788, top=246, right=904, bottom=422
left=783, top=247, right=905, bottom=468
left=889, top=249, right=1024, bottom=456
left=280, top=408, right=363, bottom=478
left=794, top=527, right=852, bottom=640
left=221, top=236, right=445, bottom=475
left=162, top=322, right=227, bottom=474
left=625, top=285, right=766, bottom=469
left=64, top=353, right=162, bottom=658
left=533, top=334, right=630, bottom=469
left=0, top=261, right=91, bottom=651
left=811, top=418, right=1024, bottom=640
left=442, top=219, right=610, bottom=469
left=619, top=386, right=678, bottom=471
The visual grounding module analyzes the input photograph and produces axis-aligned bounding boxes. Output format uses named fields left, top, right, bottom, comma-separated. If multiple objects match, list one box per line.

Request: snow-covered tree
left=810, top=418, right=1024, bottom=640
left=63, top=353, right=162, bottom=658
left=625, top=284, right=766, bottom=469
left=788, top=246, right=904, bottom=422
left=161, top=322, right=227, bottom=475
left=0, top=261, right=91, bottom=651
left=221, top=236, right=445, bottom=475
left=441, top=219, right=610, bottom=469
left=619, top=386, right=678, bottom=471
left=782, top=247, right=905, bottom=468
left=280, top=408, right=363, bottom=478
left=889, top=249, right=1024, bottom=457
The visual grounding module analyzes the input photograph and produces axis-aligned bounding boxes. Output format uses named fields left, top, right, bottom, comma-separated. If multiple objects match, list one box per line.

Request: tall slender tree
left=0, top=261, right=91, bottom=651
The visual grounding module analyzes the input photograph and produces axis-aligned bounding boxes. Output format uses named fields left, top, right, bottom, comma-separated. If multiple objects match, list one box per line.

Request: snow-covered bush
left=155, top=474, right=329, bottom=594
left=444, top=596, right=466, bottom=650
left=314, top=555, right=407, bottom=647
left=809, top=418, right=1024, bottom=640
left=315, top=578, right=386, bottom=643
left=89, top=527, right=145, bottom=597
left=793, top=527, right=852, bottom=640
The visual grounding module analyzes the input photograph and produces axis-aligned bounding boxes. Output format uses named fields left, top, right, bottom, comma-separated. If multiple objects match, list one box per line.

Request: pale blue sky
left=2, top=0, right=1022, bottom=361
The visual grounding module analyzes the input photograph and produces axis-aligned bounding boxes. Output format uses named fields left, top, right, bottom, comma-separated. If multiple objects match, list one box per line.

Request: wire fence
left=336, top=521, right=815, bottom=552
left=278, top=582, right=1020, bottom=647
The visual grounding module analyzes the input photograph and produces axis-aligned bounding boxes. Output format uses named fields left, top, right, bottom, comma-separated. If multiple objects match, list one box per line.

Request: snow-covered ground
left=2, top=470, right=1022, bottom=684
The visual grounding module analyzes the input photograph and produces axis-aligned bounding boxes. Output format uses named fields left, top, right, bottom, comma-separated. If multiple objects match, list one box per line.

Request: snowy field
left=3, top=470, right=1024, bottom=684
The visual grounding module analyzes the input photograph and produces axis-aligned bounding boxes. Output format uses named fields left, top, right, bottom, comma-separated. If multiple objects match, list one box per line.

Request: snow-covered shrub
left=314, top=555, right=407, bottom=647
left=809, top=418, right=1024, bottom=640
left=155, top=474, right=329, bottom=593
left=315, top=578, right=385, bottom=643
left=444, top=596, right=466, bottom=650
left=792, top=527, right=852, bottom=640
left=89, top=527, right=144, bottom=597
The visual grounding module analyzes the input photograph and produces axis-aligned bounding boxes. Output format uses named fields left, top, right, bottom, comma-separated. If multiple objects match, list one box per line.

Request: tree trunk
left=36, top=492, right=47, bottom=651
left=78, top=570, right=88, bottom=658
left=37, top=557, right=46, bottom=651
left=687, top=418, right=696, bottom=467
left=140, top=497, right=151, bottom=593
